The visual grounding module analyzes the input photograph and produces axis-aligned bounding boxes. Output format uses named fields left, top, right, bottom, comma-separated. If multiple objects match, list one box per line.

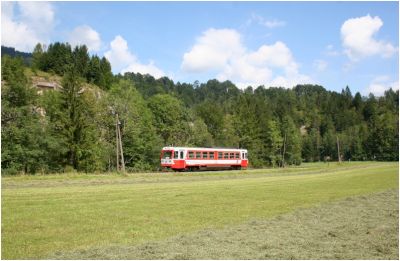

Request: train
left=160, top=146, right=248, bottom=171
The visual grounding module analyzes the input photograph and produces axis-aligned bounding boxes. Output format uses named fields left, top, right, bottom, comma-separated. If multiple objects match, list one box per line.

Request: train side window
left=210, top=152, right=214, bottom=159
left=230, top=153, right=235, bottom=159
left=180, top=151, right=184, bottom=159
left=196, top=152, right=201, bottom=159
left=202, top=152, right=208, bottom=159
left=218, top=152, right=223, bottom=159
left=224, top=153, right=229, bottom=159
left=235, top=153, right=240, bottom=159
left=174, top=151, right=179, bottom=159
left=189, top=151, right=194, bottom=159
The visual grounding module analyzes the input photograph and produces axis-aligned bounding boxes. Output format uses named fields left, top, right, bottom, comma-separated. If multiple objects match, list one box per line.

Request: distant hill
left=1, top=46, right=32, bottom=65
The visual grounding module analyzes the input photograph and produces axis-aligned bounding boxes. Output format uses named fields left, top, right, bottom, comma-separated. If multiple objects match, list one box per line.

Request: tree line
left=1, top=42, right=398, bottom=174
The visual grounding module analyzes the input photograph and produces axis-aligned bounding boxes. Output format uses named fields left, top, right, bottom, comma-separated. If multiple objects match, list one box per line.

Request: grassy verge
left=1, top=162, right=398, bottom=259
left=49, top=189, right=399, bottom=259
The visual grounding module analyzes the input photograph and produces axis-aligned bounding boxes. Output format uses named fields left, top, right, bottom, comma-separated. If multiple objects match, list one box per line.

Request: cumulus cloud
left=341, top=14, right=397, bottom=61
left=104, top=35, right=166, bottom=78
left=68, top=25, right=101, bottom=52
left=181, top=28, right=312, bottom=89
left=1, top=1, right=55, bottom=52
left=181, top=28, right=244, bottom=72
left=365, top=75, right=399, bottom=96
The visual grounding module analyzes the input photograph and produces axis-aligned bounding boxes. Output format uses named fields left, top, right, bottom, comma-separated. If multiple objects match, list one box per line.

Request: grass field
left=1, top=162, right=398, bottom=259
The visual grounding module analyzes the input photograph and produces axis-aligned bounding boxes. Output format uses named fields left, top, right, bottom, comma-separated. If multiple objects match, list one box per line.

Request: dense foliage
left=1, top=43, right=398, bottom=174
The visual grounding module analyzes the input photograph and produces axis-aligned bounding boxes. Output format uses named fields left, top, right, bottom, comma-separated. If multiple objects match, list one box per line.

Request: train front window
left=162, top=151, right=172, bottom=159
left=174, top=151, right=179, bottom=159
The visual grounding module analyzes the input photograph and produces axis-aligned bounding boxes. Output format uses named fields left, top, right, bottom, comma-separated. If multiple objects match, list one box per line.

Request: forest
left=1, top=43, right=398, bottom=174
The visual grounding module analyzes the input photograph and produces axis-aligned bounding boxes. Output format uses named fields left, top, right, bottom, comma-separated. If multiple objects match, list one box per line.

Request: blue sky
left=2, top=1, right=398, bottom=96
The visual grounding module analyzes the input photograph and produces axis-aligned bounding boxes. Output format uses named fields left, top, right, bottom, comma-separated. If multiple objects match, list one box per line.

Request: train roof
left=162, top=146, right=247, bottom=152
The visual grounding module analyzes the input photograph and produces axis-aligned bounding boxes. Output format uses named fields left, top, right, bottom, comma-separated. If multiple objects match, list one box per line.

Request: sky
left=1, top=1, right=399, bottom=96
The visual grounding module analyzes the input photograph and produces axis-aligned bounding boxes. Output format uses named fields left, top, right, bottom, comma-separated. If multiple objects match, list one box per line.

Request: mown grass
left=1, top=162, right=398, bottom=259
left=49, top=189, right=399, bottom=260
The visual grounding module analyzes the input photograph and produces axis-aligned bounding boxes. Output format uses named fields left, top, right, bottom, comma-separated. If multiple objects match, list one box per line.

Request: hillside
left=1, top=43, right=399, bottom=174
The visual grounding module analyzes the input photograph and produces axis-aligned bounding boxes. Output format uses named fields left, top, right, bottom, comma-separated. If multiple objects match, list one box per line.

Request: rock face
left=32, top=76, right=62, bottom=94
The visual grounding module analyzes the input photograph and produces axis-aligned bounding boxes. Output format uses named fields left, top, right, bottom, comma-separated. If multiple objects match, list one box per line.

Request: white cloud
left=181, top=28, right=312, bottom=89
left=1, top=1, right=55, bottom=52
left=181, top=28, right=244, bottom=72
left=341, top=14, right=397, bottom=61
left=247, top=42, right=298, bottom=70
left=104, top=35, right=135, bottom=72
left=104, top=35, right=166, bottom=78
left=313, top=59, right=328, bottom=72
left=68, top=25, right=101, bottom=52
left=365, top=75, right=399, bottom=96
left=248, top=14, right=286, bottom=29
left=18, top=1, right=55, bottom=36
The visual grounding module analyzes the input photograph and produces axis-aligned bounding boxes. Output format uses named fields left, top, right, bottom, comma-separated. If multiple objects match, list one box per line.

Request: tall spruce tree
left=55, top=66, right=101, bottom=171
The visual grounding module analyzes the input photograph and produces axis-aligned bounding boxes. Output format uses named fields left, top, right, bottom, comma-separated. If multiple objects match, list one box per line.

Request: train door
left=173, top=149, right=185, bottom=170
left=241, top=151, right=248, bottom=168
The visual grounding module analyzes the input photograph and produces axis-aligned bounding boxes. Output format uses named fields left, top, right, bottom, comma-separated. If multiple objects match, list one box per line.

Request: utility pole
left=336, top=135, right=341, bottom=163
left=116, top=115, right=119, bottom=171
left=281, top=132, right=287, bottom=168
left=316, top=128, right=320, bottom=162
left=116, top=113, right=125, bottom=172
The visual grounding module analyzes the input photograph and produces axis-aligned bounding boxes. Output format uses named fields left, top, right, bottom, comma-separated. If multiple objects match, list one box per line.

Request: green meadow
left=1, top=162, right=398, bottom=259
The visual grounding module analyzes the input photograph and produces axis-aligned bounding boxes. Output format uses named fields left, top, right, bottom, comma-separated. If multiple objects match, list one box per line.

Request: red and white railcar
left=160, top=146, right=248, bottom=171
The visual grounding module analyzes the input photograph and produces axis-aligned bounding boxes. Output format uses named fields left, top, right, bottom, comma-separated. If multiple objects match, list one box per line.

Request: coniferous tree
left=32, top=43, right=44, bottom=72
left=280, top=115, right=302, bottom=166
left=72, top=45, right=90, bottom=78
left=100, top=57, right=113, bottom=89
left=52, top=66, right=102, bottom=171
left=263, top=119, right=283, bottom=167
